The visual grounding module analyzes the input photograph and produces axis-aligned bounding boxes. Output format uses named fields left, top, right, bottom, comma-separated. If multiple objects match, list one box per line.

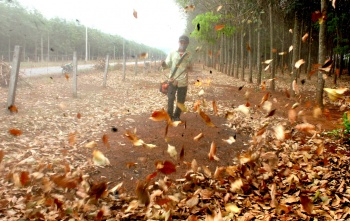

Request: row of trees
left=0, top=1, right=165, bottom=62
left=175, top=0, right=350, bottom=106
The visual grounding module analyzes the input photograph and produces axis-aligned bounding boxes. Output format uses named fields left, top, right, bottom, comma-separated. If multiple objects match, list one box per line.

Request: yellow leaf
left=93, top=150, right=110, bottom=166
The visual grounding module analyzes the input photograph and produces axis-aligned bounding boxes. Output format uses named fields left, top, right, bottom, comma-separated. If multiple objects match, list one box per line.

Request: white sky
left=17, top=0, right=187, bottom=53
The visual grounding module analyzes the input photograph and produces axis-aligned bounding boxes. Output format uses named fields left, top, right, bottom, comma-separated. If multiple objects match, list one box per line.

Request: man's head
left=178, top=35, right=189, bottom=52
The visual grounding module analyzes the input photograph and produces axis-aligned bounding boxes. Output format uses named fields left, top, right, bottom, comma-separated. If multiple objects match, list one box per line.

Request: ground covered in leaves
left=1, top=63, right=350, bottom=220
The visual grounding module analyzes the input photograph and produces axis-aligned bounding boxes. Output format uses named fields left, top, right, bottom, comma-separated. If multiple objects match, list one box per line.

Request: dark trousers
left=167, top=83, right=188, bottom=118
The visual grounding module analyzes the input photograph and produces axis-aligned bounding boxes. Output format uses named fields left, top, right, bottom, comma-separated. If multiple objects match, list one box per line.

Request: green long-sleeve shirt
left=165, top=50, right=192, bottom=87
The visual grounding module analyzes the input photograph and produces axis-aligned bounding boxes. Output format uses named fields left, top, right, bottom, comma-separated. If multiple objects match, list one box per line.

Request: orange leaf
left=300, top=195, right=314, bottom=214
left=193, top=100, right=201, bottom=111
left=271, top=48, right=277, bottom=53
left=212, top=100, right=218, bottom=115
left=315, top=144, right=324, bottom=155
left=0, top=150, right=4, bottom=164
left=89, top=181, right=108, bottom=200
left=146, top=171, right=157, bottom=181
left=20, top=171, right=30, bottom=186
left=9, top=128, right=22, bottom=136
left=295, top=123, right=316, bottom=134
left=126, top=162, right=137, bottom=168
left=77, top=113, right=81, bottom=119
left=260, top=92, right=269, bottom=105
left=215, top=24, right=225, bottom=31
left=199, top=109, right=215, bottom=127
left=102, top=134, right=110, bottom=148
left=138, top=52, right=148, bottom=59
left=124, top=130, right=144, bottom=146
left=301, top=33, right=309, bottom=42
left=208, top=141, right=219, bottom=161
left=149, top=109, right=171, bottom=123
left=65, top=73, right=69, bottom=80
left=133, top=9, right=137, bottom=19
left=51, top=174, right=79, bottom=189
left=261, top=81, right=266, bottom=91
left=288, top=109, right=297, bottom=124
left=8, top=105, right=18, bottom=113
left=156, top=160, right=176, bottom=175
left=246, top=43, right=251, bottom=52
left=68, top=132, right=76, bottom=146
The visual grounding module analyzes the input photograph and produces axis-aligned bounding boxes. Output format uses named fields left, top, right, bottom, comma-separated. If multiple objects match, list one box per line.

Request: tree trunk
left=290, top=11, right=301, bottom=96
left=248, top=23, right=253, bottom=83
left=257, top=13, right=262, bottom=85
left=316, top=0, right=327, bottom=107
left=235, top=33, right=239, bottom=78
left=240, top=30, right=245, bottom=81
left=269, top=3, right=275, bottom=90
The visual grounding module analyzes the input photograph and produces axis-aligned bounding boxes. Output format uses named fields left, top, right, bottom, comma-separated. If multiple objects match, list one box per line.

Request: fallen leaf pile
left=0, top=63, right=350, bottom=220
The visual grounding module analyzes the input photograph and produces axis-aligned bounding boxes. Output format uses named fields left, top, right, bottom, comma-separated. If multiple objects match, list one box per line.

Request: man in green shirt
left=162, top=35, right=192, bottom=121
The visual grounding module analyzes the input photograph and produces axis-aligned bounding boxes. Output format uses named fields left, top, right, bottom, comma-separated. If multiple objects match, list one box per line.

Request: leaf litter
left=0, top=64, right=349, bottom=220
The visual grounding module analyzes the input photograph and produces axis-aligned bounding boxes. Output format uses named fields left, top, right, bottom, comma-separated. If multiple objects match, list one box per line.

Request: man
left=162, top=35, right=192, bottom=121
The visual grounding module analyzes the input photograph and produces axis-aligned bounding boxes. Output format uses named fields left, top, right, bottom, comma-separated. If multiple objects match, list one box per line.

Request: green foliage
left=191, top=12, right=235, bottom=44
left=327, top=112, right=350, bottom=139
left=343, top=112, right=350, bottom=135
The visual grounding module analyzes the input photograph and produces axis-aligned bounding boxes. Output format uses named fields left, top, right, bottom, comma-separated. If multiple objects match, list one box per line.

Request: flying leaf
left=273, top=125, right=285, bottom=141
left=124, top=130, right=144, bottom=146
left=198, top=109, right=215, bottom=127
left=156, top=160, right=176, bottom=174
left=316, top=143, right=324, bottom=156
left=20, top=171, right=30, bottom=186
left=332, top=0, right=336, bottom=8
left=288, top=109, right=297, bottom=124
left=184, top=4, right=195, bottom=12
left=265, top=109, right=276, bottom=118
left=89, top=181, right=108, bottom=200
left=149, top=109, right=171, bottom=123
left=284, top=88, right=290, bottom=98
left=319, top=58, right=333, bottom=72
left=279, top=52, right=287, bottom=55
left=65, top=73, right=69, bottom=80
left=135, top=180, right=150, bottom=206
left=301, top=33, right=309, bottom=42
left=133, top=9, right=137, bottom=19
left=222, top=136, right=236, bottom=144
left=85, top=141, right=97, bottom=148
left=8, top=105, right=18, bottom=113
left=9, top=128, right=22, bottom=136
left=193, top=132, right=203, bottom=141
left=323, top=88, right=347, bottom=101
left=225, top=203, right=241, bottom=214
left=102, top=134, right=110, bottom=148
left=180, top=145, right=184, bottom=160
left=246, top=43, right=251, bottom=52
left=234, top=104, right=250, bottom=117
left=295, top=59, right=305, bottom=69
left=208, top=141, right=219, bottom=161
left=262, top=59, right=273, bottom=64
left=176, top=102, right=188, bottom=112
left=76, top=112, right=81, bottom=119
left=313, top=106, right=322, bottom=118
left=93, top=150, right=110, bottom=166
left=51, top=174, right=79, bottom=189
left=289, top=29, right=293, bottom=33
left=295, top=123, right=316, bottom=134
left=68, top=132, right=76, bottom=146
left=126, top=162, right=137, bottom=168
left=167, top=144, right=177, bottom=160
left=230, top=178, right=243, bottom=193
left=198, top=89, right=205, bottom=96
left=0, top=150, right=4, bottom=164
left=212, top=100, right=218, bottom=115
left=215, top=24, right=225, bottom=31
left=195, top=46, right=201, bottom=51
left=292, top=80, right=299, bottom=94
left=193, top=100, right=201, bottom=111
left=217, top=5, right=223, bottom=12
left=289, top=45, right=293, bottom=52
left=138, top=52, right=148, bottom=59
left=260, top=92, right=270, bottom=105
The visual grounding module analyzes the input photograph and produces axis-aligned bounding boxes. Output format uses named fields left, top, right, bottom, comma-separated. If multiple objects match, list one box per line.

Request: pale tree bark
left=257, top=13, right=262, bottom=85
left=290, top=11, right=301, bottom=96
left=248, top=23, right=253, bottom=83
left=316, top=0, right=327, bottom=107
left=235, top=32, right=239, bottom=78
left=269, top=3, right=275, bottom=90
left=240, top=30, right=245, bottom=81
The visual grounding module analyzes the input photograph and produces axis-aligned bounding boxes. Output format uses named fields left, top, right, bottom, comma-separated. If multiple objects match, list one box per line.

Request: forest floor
left=1, top=63, right=350, bottom=220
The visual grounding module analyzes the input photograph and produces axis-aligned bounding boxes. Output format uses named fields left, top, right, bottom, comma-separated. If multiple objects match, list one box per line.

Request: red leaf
left=146, top=171, right=157, bottom=181
left=20, top=171, right=30, bottom=186
left=300, top=195, right=314, bottom=214
left=156, top=161, right=176, bottom=175
left=77, top=113, right=81, bottom=119
left=9, top=128, right=22, bottom=136
left=102, top=134, right=110, bottom=148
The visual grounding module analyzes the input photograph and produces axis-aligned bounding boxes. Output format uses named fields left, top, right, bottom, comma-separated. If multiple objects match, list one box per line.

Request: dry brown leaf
left=0, top=150, right=4, bottom=164
left=180, top=145, right=185, bottom=160
left=315, top=143, right=324, bottom=155
left=8, top=105, right=18, bottom=113
left=68, top=132, right=76, bottom=146
left=124, top=130, right=144, bottom=146
left=198, top=108, right=215, bottom=127
left=138, top=52, right=148, bottom=59
left=186, top=195, right=199, bottom=208
left=135, top=180, right=150, bottom=206
left=216, top=5, right=223, bottom=12
left=295, top=123, right=316, bottom=134
left=126, top=162, right=137, bottom=168
left=300, top=195, right=314, bottom=214
left=156, top=160, right=176, bottom=175
left=208, top=141, right=219, bottom=161
left=76, top=112, right=81, bottom=119
left=260, top=92, right=270, bottom=105
left=313, top=106, right=322, bottom=118
left=93, top=150, right=110, bottom=166
left=323, top=88, right=347, bottom=101
left=212, top=100, right=218, bottom=115
left=89, top=181, right=108, bottom=200
left=65, top=73, right=69, bottom=80
left=193, top=132, right=203, bottom=141
left=133, top=9, right=137, bottom=19
left=230, top=178, right=243, bottom=193
left=292, top=80, right=299, bottom=94
left=102, top=134, right=110, bottom=148
left=167, top=144, right=177, bottom=160
left=184, top=4, right=195, bottom=12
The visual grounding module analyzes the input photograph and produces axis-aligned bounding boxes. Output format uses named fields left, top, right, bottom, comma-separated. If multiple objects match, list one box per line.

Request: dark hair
left=179, top=35, right=189, bottom=43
